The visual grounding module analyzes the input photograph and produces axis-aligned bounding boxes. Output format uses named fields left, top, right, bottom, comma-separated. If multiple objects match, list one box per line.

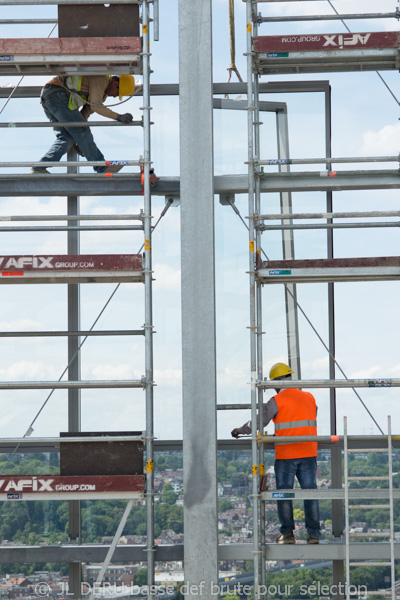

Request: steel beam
left=0, top=542, right=399, bottom=563
left=179, top=0, right=218, bottom=597
left=67, top=148, right=81, bottom=600
left=0, top=171, right=398, bottom=197
left=0, top=81, right=331, bottom=99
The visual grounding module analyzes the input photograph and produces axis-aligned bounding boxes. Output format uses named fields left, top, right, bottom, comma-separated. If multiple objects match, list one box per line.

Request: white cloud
left=361, top=123, right=400, bottom=156
left=153, top=262, right=181, bottom=291
left=91, top=364, right=140, bottom=380
left=0, top=318, right=42, bottom=331
left=154, top=368, right=182, bottom=387
left=0, top=360, right=57, bottom=380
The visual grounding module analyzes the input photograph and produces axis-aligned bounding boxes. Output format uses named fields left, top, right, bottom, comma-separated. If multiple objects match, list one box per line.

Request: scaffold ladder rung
left=348, top=475, right=389, bottom=480
left=347, top=448, right=388, bottom=453
left=349, top=562, right=392, bottom=567
left=349, top=504, right=390, bottom=509
left=349, top=531, right=390, bottom=537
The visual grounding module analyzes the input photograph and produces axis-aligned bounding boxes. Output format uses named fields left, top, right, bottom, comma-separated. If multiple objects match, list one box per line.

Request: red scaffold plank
left=0, top=254, right=142, bottom=272
left=261, top=256, right=400, bottom=270
left=253, top=31, right=400, bottom=53
left=0, top=37, right=142, bottom=56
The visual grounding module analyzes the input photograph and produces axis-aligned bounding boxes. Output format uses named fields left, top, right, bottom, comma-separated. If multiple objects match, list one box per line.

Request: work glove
left=231, top=429, right=240, bottom=439
left=117, top=113, right=133, bottom=124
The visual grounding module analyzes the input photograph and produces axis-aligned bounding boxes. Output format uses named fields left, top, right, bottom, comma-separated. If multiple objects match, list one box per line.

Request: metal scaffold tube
left=246, top=1, right=261, bottom=597
left=142, top=0, right=155, bottom=594
left=258, top=12, right=399, bottom=22
left=0, top=121, right=142, bottom=128
left=256, top=210, right=400, bottom=220
left=258, top=221, right=400, bottom=231
left=259, top=378, right=400, bottom=389
left=0, top=214, right=144, bottom=221
left=1, top=160, right=141, bottom=168
left=0, top=380, right=146, bottom=390
left=257, top=155, right=400, bottom=166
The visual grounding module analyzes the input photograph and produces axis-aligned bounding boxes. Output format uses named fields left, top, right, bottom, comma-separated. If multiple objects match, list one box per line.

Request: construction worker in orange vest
left=231, top=362, right=320, bottom=545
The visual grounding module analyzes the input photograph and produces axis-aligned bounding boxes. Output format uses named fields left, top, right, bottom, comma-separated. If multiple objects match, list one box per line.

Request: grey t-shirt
left=236, top=397, right=278, bottom=435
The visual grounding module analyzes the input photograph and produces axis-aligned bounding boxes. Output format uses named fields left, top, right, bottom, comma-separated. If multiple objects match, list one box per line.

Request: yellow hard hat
left=119, top=75, right=135, bottom=100
left=269, top=362, right=294, bottom=381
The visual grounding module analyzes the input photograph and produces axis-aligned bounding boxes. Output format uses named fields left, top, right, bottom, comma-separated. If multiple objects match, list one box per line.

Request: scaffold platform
left=0, top=36, right=142, bottom=75
left=0, top=254, right=144, bottom=284
left=256, top=256, right=400, bottom=283
left=253, top=31, right=400, bottom=74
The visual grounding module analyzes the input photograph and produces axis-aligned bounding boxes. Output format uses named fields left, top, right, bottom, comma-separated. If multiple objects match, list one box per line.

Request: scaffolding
left=0, top=1, right=399, bottom=599
left=0, top=1, right=155, bottom=597
left=246, top=0, right=400, bottom=598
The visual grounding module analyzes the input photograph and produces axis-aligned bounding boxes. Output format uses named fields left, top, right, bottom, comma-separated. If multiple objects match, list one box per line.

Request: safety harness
left=63, top=75, right=112, bottom=110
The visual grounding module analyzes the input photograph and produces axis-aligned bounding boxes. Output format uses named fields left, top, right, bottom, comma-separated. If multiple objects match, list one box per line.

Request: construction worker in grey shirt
left=31, top=74, right=135, bottom=174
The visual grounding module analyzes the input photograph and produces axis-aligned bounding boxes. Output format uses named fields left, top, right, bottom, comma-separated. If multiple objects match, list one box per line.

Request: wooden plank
left=60, top=431, right=144, bottom=476
left=253, top=31, right=400, bottom=53
left=58, top=4, right=140, bottom=38
left=0, top=37, right=142, bottom=55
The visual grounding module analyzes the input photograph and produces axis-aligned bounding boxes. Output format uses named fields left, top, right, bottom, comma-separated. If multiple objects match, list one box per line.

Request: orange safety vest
left=272, top=388, right=317, bottom=460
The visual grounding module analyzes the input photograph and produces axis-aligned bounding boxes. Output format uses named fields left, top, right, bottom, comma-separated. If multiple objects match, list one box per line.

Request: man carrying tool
left=31, top=74, right=135, bottom=174
left=231, top=362, right=320, bottom=544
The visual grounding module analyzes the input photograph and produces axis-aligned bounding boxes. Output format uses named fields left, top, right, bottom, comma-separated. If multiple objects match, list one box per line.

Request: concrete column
left=178, top=0, right=218, bottom=597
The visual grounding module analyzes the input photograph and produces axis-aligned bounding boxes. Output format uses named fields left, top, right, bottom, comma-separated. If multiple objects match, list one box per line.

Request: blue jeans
left=274, top=456, right=320, bottom=538
left=34, top=87, right=106, bottom=173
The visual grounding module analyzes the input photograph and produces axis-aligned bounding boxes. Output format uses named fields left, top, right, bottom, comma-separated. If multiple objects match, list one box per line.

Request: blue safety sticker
left=0, top=56, right=14, bottom=62
left=368, top=379, right=392, bottom=388
left=7, top=493, right=22, bottom=500
left=265, top=53, right=289, bottom=58
left=268, top=270, right=292, bottom=276
left=272, top=492, right=295, bottom=499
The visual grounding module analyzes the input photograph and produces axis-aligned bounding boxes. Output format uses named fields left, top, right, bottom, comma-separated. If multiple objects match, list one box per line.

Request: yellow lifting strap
left=227, top=0, right=243, bottom=87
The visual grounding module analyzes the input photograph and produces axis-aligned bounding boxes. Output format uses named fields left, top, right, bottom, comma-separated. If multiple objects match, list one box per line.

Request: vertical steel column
left=178, top=1, right=218, bottom=597
left=67, top=147, right=81, bottom=600
left=324, top=83, right=344, bottom=598
left=142, top=0, right=155, bottom=592
left=276, top=110, right=301, bottom=378
left=246, top=2, right=261, bottom=598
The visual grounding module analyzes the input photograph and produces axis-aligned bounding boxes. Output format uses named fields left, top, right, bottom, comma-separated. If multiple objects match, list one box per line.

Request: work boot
left=30, top=168, right=50, bottom=174
left=276, top=532, right=295, bottom=544
left=104, top=165, right=124, bottom=174
left=306, top=535, right=319, bottom=544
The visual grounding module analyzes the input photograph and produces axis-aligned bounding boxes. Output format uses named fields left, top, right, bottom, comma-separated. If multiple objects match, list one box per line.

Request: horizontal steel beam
left=0, top=81, right=331, bottom=99
left=0, top=543, right=398, bottom=563
left=0, top=437, right=398, bottom=454
left=0, top=171, right=398, bottom=197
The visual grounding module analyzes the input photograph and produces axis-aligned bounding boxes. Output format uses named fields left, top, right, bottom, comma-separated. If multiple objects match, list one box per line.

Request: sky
left=0, top=0, right=399, bottom=446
